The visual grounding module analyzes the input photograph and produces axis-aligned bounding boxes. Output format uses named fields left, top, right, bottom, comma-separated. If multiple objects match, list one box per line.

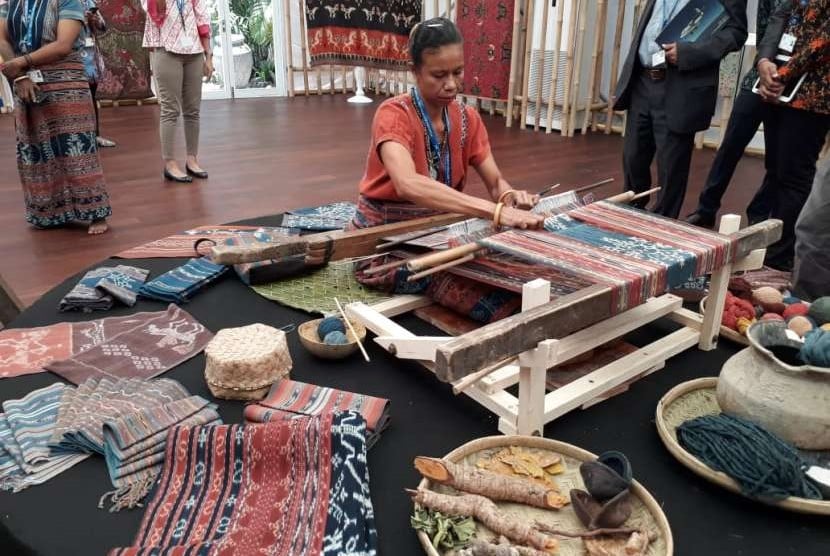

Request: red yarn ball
left=782, top=302, right=810, bottom=319
left=761, top=313, right=785, bottom=322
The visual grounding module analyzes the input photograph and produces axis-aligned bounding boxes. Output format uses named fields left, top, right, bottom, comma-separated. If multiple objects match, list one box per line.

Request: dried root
left=455, top=537, right=551, bottom=556
left=583, top=531, right=651, bottom=556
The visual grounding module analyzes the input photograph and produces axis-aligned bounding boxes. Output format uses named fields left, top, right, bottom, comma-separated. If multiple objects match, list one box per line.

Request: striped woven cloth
left=109, top=413, right=377, bottom=555
left=244, top=379, right=390, bottom=449
left=0, top=384, right=89, bottom=492
left=138, top=258, right=228, bottom=304
left=101, top=395, right=221, bottom=512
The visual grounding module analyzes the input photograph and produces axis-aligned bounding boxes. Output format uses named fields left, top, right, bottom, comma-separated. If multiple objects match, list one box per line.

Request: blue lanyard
left=662, top=0, right=681, bottom=28
left=411, top=88, right=452, bottom=188
left=176, top=0, right=187, bottom=29
left=20, top=0, right=39, bottom=52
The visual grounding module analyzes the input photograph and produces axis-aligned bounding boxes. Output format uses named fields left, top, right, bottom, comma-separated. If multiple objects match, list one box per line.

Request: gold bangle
left=492, top=202, right=505, bottom=228
left=497, top=190, right=516, bottom=205
left=14, top=75, right=30, bottom=83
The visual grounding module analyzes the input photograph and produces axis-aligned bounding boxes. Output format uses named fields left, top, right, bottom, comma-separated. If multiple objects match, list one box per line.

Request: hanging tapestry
left=305, top=1, right=420, bottom=69
left=456, top=0, right=515, bottom=100
left=250, top=259, right=394, bottom=315
left=0, top=311, right=173, bottom=379
left=114, top=226, right=298, bottom=259
left=95, top=0, right=152, bottom=100
left=0, top=384, right=90, bottom=493
left=46, top=304, right=213, bottom=384
left=244, top=379, right=391, bottom=448
left=282, top=201, right=358, bottom=231
left=138, top=257, right=227, bottom=303
left=109, top=413, right=377, bottom=555
left=59, top=265, right=150, bottom=312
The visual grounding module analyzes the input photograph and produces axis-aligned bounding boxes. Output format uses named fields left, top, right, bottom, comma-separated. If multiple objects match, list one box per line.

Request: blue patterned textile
left=138, top=258, right=227, bottom=303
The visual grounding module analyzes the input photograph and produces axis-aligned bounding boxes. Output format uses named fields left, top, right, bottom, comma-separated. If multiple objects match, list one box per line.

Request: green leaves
left=411, top=507, right=476, bottom=550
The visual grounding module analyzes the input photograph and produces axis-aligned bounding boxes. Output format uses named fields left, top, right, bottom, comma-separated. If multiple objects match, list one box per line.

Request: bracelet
left=14, top=75, right=31, bottom=83
left=492, top=202, right=505, bottom=228
left=497, top=190, right=516, bottom=205
left=23, top=54, right=33, bottom=68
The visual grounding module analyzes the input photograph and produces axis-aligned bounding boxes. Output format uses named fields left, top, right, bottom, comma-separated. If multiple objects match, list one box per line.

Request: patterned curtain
left=96, top=0, right=153, bottom=100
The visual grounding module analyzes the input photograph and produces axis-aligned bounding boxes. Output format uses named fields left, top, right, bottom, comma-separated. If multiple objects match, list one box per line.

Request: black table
left=1, top=214, right=827, bottom=556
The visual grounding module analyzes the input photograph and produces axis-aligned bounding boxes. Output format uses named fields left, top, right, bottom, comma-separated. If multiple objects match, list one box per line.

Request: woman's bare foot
left=88, top=219, right=108, bottom=235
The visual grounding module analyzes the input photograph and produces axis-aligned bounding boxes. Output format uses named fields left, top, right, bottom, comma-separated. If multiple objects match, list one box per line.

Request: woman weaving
left=350, top=17, right=544, bottom=323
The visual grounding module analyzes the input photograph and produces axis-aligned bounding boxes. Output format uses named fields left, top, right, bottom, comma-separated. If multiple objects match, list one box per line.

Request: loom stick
left=407, top=242, right=482, bottom=272
left=545, top=0, right=566, bottom=134
left=573, top=177, right=614, bottom=195
left=334, top=297, right=370, bottom=362
left=538, top=183, right=561, bottom=197
left=452, top=356, right=519, bottom=394
left=375, top=225, right=452, bottom=251
left=605, top=0, right=626, bottom=134
left=407, top=253, right=476, bottom=282
left=363, top=256, right=416, bottom=276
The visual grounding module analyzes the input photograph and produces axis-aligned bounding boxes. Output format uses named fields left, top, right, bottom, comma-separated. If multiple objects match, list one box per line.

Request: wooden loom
left=213, top=208, right=782, bottom=436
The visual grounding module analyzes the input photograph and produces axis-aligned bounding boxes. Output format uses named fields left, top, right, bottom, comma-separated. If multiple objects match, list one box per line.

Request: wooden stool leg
left=699, top=214, right=741, bottom=350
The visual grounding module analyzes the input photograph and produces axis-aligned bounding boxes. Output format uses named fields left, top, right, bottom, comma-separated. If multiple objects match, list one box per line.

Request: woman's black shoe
left=164, top=169, right=193, bottom=183
left=186, top=165, right=209, bottom=179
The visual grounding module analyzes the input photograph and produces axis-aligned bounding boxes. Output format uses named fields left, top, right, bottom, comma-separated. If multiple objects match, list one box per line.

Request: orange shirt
left=358, top=94, right=493, bottom=201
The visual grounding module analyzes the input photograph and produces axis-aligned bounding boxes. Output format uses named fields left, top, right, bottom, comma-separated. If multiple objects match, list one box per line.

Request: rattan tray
left=699, top=296, right=750, bottom=346
left=415, top=435, right=674, bottom=555
left=655, top=377, right=830, bottom=515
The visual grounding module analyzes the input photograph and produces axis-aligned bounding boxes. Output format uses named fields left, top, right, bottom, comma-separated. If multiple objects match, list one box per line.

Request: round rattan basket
left=655, top=377, right=830, bottom=515
left=415, top=435, right=674, bottom=556
left=298, top=318, right=367, bottom=360
left=699, top=296, right=750, bottom=346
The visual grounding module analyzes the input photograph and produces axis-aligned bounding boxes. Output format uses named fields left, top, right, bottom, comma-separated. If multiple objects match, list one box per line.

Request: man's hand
left=757, top=58, right=784, bottom=102
left=662, top=43, right=678, bottom=65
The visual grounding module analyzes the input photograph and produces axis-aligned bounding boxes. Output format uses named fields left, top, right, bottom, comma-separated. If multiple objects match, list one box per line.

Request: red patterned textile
left=456, top=0, right=515, bottom=100
left=96, top=0, right=152, bottom=100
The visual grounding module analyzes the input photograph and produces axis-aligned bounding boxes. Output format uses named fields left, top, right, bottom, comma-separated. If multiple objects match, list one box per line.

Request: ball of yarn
left=754, top=305, right=765, bottom=319
left=808, top=297, right=830, bottom=326
left=782, top=302, right=810, bottom=319
left=317, top=317, right=346, bottom=340
left=753, top=286, right=786, bottom=314
left=782, top=296, right=801, bottom=305
left=787, top=315, right=814, bottom=338
left=761, top=312, right=785, bottom=322
left=323, top=330, right=349, bottom=345
left=799, top=329, right=830, bottom=367
left=736, top=317, right=754, bottom=336
left=822, top=323, right=830, bottom=332
left=721, top=293, right=755, bottom=330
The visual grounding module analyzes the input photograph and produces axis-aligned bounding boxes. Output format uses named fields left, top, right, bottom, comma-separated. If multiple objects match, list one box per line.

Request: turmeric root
left=455, top=538, right=551, bottom=556
left=408, top=488, right=558, bottom=553
left=582, top=531, right=651, bottom=556
left=415, top=457, right=569, bottom=510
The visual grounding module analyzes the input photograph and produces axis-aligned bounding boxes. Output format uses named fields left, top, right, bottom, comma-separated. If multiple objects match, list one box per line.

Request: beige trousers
left=151, top=50, right=203, bottom=160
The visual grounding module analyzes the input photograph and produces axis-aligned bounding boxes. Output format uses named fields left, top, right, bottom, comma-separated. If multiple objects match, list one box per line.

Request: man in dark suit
left=613, top=0, right=748, bottom=218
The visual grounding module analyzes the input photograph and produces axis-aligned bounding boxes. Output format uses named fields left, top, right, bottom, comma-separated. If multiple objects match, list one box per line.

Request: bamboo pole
left=567, top=0, right=589, bottom=137
left=533, top=0, right=550, bottom=130
left=621, top=0, right=646, bottom=137
left=589, top=0, right=609, bottom=132
left=298, top=0, right=310, bottom=94
left=316, top=65, right=322, bottom=95
left=545, top=0, right=566, bottom=133
left=582, top=0, right=607, bottom=133
left=433, top=0, right=439, bottom=18
left=604, top=0, right=626, bottom=134
left=560, top=0, right=581, bottom=136
left=505, top=0, right=524, bottom=127
left=519, top=0, right=536, bottom=130
left=283, top=0, right=294, bottom=97
left=329, top=64, right=334, bottom=94
left=445, top=0, right=451, bottom=19
left=341, top=66, right=347, bottom=93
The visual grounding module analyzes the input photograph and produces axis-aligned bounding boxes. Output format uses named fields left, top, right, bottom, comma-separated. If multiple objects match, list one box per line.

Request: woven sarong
left=282, top=201, right=357, bottom=231
left=114, top=226, right=298, bottom=259
left=244, top=379, right=390, bottom=448
left=456, top=1, right=515, bottom=101
left=59, top=265, right=149, bottom=312
left=101, top=395, right=221, bottom=512
left=305, top=1, right=419, bottom=70
left=109, top=413, right=377, bottom=555
left=46, top=304, right=213, bottom=384
left=139, top=258, right=227, bottom=303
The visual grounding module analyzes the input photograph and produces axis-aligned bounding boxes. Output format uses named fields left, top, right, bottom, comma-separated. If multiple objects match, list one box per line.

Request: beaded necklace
left=410, top=87, right=452, bottom=187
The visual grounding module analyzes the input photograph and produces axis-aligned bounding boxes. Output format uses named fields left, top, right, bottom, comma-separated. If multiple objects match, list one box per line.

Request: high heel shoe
left=164, top=169, right=193, bottom=183
left=186, top=165, right=209, bottom=179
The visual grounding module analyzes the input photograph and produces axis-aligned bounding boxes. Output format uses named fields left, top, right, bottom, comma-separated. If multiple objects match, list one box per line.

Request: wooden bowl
left=298, top=318, right=367, bottom=360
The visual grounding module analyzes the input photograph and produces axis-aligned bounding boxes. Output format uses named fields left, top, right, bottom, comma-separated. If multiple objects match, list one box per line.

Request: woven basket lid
left=204, top=323, right=292, bottom=391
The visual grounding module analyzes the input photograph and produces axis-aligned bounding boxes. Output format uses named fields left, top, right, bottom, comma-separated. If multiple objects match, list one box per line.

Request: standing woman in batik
left=141, top=0, right=212, bottom=183
left=349, top=17, right=544, bottom=323
left=0, top=0, right=112, bottom=234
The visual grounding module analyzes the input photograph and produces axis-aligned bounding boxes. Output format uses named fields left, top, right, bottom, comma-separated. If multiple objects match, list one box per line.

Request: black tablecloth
left=1, top=214, right=828, bottom=556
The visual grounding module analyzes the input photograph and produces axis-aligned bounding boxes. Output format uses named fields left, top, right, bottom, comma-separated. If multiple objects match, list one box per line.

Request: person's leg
left=650, top=79, right=695, bottom=219
left=764, top=107, right=830, bottom=271
left=691, top=90, right=766, bottom=223
left=151, top=50, right=188, bottom=178
left=792, top=157, right=830, bottom=300
left=622, top=75, right=657, bottom=209
left=182, top=54, right=205, bottom=175
left=89, top=80, right=101, bottom=138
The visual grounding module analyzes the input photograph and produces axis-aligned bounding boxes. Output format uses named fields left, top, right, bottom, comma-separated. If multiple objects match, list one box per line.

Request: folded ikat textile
left=281, top=201, right=357, bottom=231
left=244, top=378, right=391, bottom=448
left=138, top=258, right=227, bottom=304
left=109, top=412, right=377, bottom=555
left=60, top=265, right=150, bottom=311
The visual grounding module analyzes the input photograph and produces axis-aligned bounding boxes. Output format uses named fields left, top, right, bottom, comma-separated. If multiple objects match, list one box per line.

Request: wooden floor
left=0, top=94, right=765, bottom=306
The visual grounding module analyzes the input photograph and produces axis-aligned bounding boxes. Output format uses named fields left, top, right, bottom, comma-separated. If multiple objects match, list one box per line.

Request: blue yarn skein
left=317, top=317, right=346, bottom=340
left=324, top=331, right=349, bottom=345
left=799, top=329, right=830, bottom=367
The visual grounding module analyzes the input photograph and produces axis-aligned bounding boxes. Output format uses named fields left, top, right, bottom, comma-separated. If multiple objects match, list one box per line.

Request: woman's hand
left=498, top=206, right=545, bottom=230
left=508, top=189, right=539, bottom=210
left=14, top=78, right=40, bottom=103
left=1, top=57, right=25, bottom=79
left=203, top=54, right=214, bottom=80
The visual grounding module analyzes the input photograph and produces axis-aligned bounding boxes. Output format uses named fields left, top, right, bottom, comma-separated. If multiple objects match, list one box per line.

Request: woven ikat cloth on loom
left=114, top=226, right=298, bottom=258
left=245, top=378, right=391, bottom=448
left=109, top=413, right=377, bottom=555
left=305, top=1, right=420, bottom=70
left=0, top=384, right=89, bottom=492
left=46, top=304, right=213, bottom=384
left=480, top=201, right=737, bottom=313
left=456, top=0, right=515, bottom=100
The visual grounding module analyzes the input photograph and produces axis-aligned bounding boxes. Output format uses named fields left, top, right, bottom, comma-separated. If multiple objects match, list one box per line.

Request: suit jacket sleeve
left=675, top=0, right=748, bottom=71
left=755, top=1, right=790, bottom=63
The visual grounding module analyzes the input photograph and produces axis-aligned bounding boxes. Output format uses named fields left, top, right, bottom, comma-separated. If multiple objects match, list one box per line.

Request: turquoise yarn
left=317, top=317, right=345, bottom=340
left=799, top=329, right=830, bottom=367
left=323, top=330, right=349, bottom=345
left=677, top=413, right=822, bottom=500
left=783, top=296, right=801, bottom=305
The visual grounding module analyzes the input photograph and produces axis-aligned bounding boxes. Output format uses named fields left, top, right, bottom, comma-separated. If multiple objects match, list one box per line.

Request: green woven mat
left=250, top=260, right=393, bottom=315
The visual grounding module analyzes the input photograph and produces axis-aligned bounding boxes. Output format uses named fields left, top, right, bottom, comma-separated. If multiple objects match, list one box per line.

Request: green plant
left=229, top=0, right=274, bottom=82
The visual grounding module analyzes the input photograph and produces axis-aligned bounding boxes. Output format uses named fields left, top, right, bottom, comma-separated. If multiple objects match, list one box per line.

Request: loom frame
left=346, top=214, right=775, bottom=436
